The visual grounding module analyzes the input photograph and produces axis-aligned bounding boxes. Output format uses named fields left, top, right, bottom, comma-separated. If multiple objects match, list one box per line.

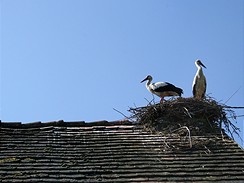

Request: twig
left=144, top=98, right=154, bottom=106
left=183, top=107, right=192, bottom=118
left=225, top=86, right=242, bottom=104
left=224, top=106, right=244, bottom=109
left=113, top=108, right=130, bottom=120
left=203, top=145, right=212, bottom=154
left=171, top=126, right=192, bottom=148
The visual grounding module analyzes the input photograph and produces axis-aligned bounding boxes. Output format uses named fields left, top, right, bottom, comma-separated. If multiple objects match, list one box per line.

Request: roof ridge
left=0, top=119, right=134, bottom=129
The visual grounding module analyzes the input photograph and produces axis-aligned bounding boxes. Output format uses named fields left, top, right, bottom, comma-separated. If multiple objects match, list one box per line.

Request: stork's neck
left=145, top=79, right=152, bottom=90
left=196, top=63, right=203, bottom=71
left=196, top=64, right=203, bottom=76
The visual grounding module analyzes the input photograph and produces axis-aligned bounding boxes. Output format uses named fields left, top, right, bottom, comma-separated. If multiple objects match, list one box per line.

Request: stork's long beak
left=140, top=78, right=148, bottom=83
left=200, top=62, right=207, bottom=69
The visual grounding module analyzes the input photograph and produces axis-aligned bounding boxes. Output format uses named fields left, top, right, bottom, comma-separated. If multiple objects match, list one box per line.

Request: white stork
left=141, top=75, right=183, bottom=103
left=192, top=59, right=207, bottom=99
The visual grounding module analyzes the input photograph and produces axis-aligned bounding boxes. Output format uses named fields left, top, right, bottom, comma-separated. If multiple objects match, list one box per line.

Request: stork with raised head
left=192, top=59, right=207, bottom=99
left=141, top=75, right=183, bottom=103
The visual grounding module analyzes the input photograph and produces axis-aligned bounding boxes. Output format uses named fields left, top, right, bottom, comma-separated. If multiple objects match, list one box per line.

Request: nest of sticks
left=129, top=97, right=240, bottom=138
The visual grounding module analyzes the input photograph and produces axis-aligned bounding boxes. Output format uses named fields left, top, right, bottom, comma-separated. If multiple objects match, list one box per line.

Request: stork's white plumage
left=192, top=59, right=207, bottom=99
left=141, top=75, right=183, bottom=103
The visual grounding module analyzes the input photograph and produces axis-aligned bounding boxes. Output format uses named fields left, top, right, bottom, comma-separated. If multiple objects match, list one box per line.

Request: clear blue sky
left=1, top=0, right=244, bottom=145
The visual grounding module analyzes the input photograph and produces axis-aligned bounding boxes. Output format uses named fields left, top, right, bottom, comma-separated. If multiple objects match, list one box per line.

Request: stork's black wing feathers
left=192, top=83, right=196, bottom=97
left=154, top=82, right=171, bottom=92
left=154, top=82, right=183, bottom=96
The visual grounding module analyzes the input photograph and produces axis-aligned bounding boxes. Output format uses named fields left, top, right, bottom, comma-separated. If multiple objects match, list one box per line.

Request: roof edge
left=0, top=119, right=134, bottom=129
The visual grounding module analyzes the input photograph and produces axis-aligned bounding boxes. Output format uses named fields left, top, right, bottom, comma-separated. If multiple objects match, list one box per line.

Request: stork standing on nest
left=141, top=75, right=183, bottom=103
left=192, top=59, right=207, bottom=99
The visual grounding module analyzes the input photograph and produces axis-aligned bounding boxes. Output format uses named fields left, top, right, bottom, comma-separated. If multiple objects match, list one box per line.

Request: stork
left=141, top=75, right=183, bottom=103
left=192, top=59, right=207, bottom=99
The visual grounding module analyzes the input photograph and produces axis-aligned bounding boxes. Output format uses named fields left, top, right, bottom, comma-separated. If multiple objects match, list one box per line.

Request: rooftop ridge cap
left=0, top=119, right=134, bottom=129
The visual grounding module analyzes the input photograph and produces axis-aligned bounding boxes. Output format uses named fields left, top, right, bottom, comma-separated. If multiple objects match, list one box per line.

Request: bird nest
left=129, top=97, right=240, bottom=138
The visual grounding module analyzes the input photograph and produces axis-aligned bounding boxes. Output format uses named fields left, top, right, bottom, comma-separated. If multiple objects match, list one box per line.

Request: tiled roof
left=0, top=120, right=244, bottom=182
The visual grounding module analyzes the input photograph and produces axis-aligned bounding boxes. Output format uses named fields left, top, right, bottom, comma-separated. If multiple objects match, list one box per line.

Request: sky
left=1, top=0, right=244, bottom=146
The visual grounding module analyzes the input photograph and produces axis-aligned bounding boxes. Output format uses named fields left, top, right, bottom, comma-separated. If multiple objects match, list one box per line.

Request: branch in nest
left=113, top=108, right=130, bottom=120
left=171, top=126, right=192, bottom=148
left=183, top=107, right=192, bottom=118
left=224, top=106, right=244, bottom=109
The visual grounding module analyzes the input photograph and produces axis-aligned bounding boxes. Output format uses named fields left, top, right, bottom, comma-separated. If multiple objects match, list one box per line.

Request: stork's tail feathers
left=175, top=87, right=183, bottom=97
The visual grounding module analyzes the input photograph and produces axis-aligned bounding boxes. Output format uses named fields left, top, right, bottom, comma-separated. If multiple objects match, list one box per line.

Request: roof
left=1, top=120, right=244, bottom=182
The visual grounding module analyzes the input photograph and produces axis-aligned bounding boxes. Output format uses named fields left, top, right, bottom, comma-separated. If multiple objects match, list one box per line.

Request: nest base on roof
left=129, top=97, right=241, bottom=151
left=129, top=97, right=238, bottom=138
